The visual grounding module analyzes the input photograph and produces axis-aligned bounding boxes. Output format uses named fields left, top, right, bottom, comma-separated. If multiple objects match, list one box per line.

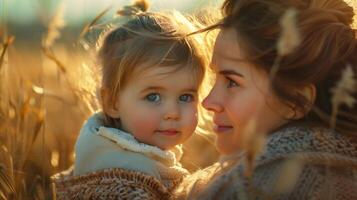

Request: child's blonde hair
left=98, top=1, right=210, bottom=128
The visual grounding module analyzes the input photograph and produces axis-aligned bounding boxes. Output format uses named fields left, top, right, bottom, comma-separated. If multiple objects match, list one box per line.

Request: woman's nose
left=202, top=87, right=223, bottom=113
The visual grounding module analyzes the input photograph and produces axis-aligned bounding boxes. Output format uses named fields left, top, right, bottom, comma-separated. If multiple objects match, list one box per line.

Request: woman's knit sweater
left=52, top=112, right=188, bottom=199
left=175, top=126, right=357, bottom=200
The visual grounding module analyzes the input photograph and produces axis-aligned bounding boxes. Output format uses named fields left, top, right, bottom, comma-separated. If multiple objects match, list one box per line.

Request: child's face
left=110, top=65, right=199, bottom=150
left=202, top=28, right=293, bottom=155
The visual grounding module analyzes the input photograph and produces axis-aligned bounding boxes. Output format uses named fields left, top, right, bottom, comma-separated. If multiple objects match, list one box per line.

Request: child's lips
left=157, top=129, right=180, bottom=136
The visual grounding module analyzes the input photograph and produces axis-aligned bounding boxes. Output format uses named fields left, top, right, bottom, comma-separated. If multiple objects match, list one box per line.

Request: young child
left=52, top=1, right=210, bottom=199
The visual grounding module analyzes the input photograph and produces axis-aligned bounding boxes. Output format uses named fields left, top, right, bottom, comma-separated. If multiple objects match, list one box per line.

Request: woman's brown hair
left=218, top=0, right=357, bottom=135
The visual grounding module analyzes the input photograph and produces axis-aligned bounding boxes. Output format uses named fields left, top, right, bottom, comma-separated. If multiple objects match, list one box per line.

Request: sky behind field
left=1, top=0, right=222, bottom=25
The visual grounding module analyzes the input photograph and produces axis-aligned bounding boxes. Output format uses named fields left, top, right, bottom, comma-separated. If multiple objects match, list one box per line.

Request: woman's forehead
left=214, top=28, right=246, bottom=61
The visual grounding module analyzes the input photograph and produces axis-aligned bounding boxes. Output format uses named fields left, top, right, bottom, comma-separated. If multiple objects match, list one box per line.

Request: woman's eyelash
left=226, top=77, right=239, bottom=88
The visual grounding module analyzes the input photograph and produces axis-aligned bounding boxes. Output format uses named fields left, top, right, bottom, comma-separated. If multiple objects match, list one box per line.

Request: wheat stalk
left=43, top=2, right=66, bottom=49
left=273, top=157, right=304, bottom=194
left=270, top=8, right=301, bottom=80
left=41, top=47, right=66, bottom=74
left=78, top=6, right=112, bottom=40
left=330, top=64, right=357, bottom=129
left=240, top=119, right=266, bottom=178
left=0, top=165, right=15, bottom=199
left=0, top=36, right=14, bottom=71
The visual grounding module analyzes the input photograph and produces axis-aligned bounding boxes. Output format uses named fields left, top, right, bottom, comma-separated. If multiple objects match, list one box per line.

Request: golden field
left=1, top=0, right=356, bottom=199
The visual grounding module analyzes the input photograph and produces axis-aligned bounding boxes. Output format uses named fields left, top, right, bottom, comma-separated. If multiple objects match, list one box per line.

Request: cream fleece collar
left=83, top=112, right=183, bottom=166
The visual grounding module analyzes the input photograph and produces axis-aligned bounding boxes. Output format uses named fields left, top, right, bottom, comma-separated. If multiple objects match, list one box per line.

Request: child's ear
left=289, top=84, right=316, bottom=120
left=101, top=87, right=121, bottom=118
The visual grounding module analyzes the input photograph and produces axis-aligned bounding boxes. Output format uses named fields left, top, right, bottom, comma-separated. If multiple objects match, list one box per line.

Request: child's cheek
left=130, top=112, right=161, bottom=137
left=182, top=106, right=198, bottom=132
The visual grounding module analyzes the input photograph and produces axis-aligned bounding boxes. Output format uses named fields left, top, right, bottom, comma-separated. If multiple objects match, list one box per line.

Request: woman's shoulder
left=52, top=167, right=173, bottom=200
left=175, top=162, right=222, bottom=199
left=177, top=126, right=357, bottom=199
left=254, top=126, right=357, bottom=190
left=260, top=125, right=357, bottom=165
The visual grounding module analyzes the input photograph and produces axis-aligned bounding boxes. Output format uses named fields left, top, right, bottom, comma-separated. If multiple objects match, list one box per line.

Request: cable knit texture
left=52, top=167, right=174, bottom=200
left=52, top=112, right=188, bottom=199
left=175, top=126, right=357, bottom=200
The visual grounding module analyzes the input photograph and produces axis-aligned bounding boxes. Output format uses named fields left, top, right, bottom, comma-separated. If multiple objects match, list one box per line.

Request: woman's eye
left=227, top=78, right=239, bottom=88
left=179, top=94, right=194, bottom=102
left=145, top=93, right=161, bottom=102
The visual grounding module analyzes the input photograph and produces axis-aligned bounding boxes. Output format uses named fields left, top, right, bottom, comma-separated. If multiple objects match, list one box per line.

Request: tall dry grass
left=0, top=2, right=97, bottom=199
left=0, top=33, right=46, bottom=199
left=0, top=2, right=220, bottom=199
left=0, top=1, right=356, bottom=199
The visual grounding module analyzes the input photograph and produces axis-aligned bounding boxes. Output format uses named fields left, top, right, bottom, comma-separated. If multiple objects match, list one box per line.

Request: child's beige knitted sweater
left=52, top=112, right=188, bottom=199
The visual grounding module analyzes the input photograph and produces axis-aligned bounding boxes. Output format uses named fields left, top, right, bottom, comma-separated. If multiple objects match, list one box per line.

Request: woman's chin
left=215, top=136, right=240, bottom=155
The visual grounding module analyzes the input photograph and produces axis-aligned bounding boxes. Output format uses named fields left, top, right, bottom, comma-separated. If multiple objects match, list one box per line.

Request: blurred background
left=3, top=0, right=223, bottom=44
left=2, top=0, right=355, bottom=199
left=0, top=0, right=222, bottom=199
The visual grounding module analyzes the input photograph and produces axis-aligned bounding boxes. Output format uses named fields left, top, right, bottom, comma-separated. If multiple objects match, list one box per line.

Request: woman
left=176, top=0, right=357, bottom=199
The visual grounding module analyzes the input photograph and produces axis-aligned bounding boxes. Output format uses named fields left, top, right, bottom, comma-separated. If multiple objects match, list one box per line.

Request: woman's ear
left=290, top=84, right=316, bottom=120
left=303, top=84, right=316, bottom=107
left=101, top=87, right=121, bottom=118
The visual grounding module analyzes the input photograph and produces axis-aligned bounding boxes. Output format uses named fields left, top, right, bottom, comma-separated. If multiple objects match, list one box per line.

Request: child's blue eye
left=227, top=78, right=239, bottom=88
left=145, top=93, right=161, bottom=102
left=179, top=94, right=194, bottom=102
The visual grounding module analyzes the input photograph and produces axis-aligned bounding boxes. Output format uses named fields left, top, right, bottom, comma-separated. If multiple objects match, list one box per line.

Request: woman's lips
left=214, top=125, right=233, bottom=133
left=157, top=129, right=180, bottom=136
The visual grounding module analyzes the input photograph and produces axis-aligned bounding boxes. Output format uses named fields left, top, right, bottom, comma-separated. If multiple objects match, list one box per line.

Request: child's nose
left=164, top=104, right=180, bottom=121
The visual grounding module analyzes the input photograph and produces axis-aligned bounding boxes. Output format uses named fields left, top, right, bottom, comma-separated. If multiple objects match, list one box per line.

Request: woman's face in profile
left=202, top=28, right=293, bottom=155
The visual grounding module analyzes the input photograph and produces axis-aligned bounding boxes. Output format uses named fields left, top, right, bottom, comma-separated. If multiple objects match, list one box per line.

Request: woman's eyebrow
left=219, top=70, right=244, bottom=78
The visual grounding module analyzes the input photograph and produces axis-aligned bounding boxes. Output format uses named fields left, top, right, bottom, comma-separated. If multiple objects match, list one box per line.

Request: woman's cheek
left=228, top=97, right=260, bottom=124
